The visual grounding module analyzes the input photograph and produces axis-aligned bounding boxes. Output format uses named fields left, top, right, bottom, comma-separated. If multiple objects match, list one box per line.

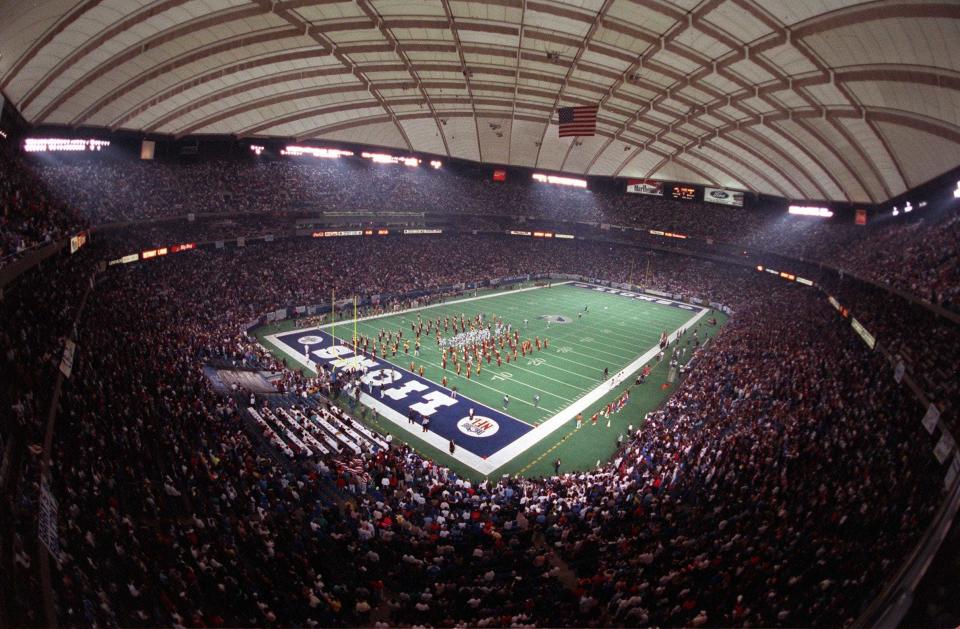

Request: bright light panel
left=788, top=205, right=833, bottom=217
left=25, top=138, right=110, bottom=152
left=281, top=146, right=353, bottom=158
left=532, top=173, right=587, bottom=188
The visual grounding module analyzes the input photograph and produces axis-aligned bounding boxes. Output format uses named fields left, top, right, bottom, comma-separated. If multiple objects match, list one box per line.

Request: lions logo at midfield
left=538, top=315, right=571, bottom=324
left=457, top=416, right=500, bottom=438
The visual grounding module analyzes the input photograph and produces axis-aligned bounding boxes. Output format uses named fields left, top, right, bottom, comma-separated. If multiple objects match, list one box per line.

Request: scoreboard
left=671, top=185, right=696, bottom=201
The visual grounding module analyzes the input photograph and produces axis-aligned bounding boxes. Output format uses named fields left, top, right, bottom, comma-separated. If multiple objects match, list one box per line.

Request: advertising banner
left=626, top=178, right=663, bottom=196
left=703, top=187, right=744, bottom=207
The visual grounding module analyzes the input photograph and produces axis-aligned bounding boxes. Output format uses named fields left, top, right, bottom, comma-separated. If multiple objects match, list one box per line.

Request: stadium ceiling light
left=361, top=151, right=420, bottom=166
left=904, top=201, right=913, bottom=213
left=24, top=138, right=109, bottom=152
left=892, top=207, right=899, bottom=216
left=250, top=144, right=264, bottom=156
left=430, top=160, right=442, bottom=169
left=918, top=201, right=928, bottom=208
left=281, top=146, right=353, bottom=158
left=787, top=205, right=833, bottom=217
left=532, top=173, right=587, bottom=188
left=954, top=181, right=960, bottom=199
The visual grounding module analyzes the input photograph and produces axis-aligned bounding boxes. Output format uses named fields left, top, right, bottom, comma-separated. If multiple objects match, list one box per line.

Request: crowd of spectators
left=20, top=152, right=959, bottom=311
left=0, top=145, right=86, bottom=266
left=84, top=222, right=960, bottom=430
left=1, top=231, right=951, bottom=627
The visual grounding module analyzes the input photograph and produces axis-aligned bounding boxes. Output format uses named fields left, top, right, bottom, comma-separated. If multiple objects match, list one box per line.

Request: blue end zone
left=273, top=329, right=534, bottom=458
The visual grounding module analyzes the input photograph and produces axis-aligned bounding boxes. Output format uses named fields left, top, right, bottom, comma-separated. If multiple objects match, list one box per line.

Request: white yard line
left=380, top=353, right=577, bottom=405
left=264, top=329, right=544, bottom=425
left=547, top=335, right=636, bottom=362
left=323, top=281, right=572, bottom=337
left=480, top=304, right=708, bottom=474
left=265, top=331, right=525, bottom=475
left=261, top=280, right=709, bottom=476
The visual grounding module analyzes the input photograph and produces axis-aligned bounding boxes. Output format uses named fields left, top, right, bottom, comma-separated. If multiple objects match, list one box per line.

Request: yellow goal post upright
left=345, top=296, right=364, bottom=371
left=327, top=292, right=365, bottom=371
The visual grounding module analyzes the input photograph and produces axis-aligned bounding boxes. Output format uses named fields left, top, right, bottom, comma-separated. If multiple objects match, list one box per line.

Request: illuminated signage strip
left=757, top=264, right=814, bottom=287
left=108, top=242, right=197, bottom=266
left=828, top=296, right=841, bottom=311
left=281, top=146, right=353, bottom=158
left=505, top=230, right=574, bottom=239
left=312, top=230, right=363, bottom=238
left=851, top=318, right=876, bottom=349
left=403, top=229, right=443, bottom=234
left=107, top=253, right=140, bottom=266
left=649, top=229, right=687, bottom=239
left=361, top=151, right=420, bottom=166
left=24, top=138, right=110, bottom=152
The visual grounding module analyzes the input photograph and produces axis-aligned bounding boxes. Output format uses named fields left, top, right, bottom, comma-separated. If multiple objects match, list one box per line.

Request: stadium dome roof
left=1, top=0, right=959, bottom=203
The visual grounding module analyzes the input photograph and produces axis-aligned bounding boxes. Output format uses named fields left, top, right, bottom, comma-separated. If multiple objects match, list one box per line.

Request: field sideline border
left=481, top=288, right=707, bottom=474
left=261, top=281, right=707, bottom=476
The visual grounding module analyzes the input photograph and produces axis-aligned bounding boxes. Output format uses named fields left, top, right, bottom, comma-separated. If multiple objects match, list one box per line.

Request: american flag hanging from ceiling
left=558, top=105, right=598, bottom=137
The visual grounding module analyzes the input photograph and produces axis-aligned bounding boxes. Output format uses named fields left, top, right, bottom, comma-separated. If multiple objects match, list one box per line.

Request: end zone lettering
left=272, top=328, right=532, bottom=458
left=572, top=283, right=703, bottom=312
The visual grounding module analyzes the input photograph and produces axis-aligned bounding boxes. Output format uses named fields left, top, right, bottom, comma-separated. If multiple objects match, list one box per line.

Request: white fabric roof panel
left=874, top=120, right=960, bottom=190
left=803, top=115, right=887, bottom=201
left=0, top=0, right=958, bottom=203
left=615, top=148, right=666, bottom=180
left=837, top=116, right=907, bottom=197
left=535, top=123, right=575, bottom=172
left=400, top=117, right=447, bottom=156
left=748, top=121, right=846, bottom=200
left=649, top=158, right=712, bottom=186
left=475, top=116, right=511, bottom=166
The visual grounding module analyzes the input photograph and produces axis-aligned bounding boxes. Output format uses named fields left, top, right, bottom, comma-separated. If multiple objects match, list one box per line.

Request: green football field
left=259, top=282, right=727, bottom=480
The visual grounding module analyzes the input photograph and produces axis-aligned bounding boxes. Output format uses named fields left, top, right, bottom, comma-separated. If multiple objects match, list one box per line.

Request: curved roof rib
left=1, top=0, right=958, bottom=203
